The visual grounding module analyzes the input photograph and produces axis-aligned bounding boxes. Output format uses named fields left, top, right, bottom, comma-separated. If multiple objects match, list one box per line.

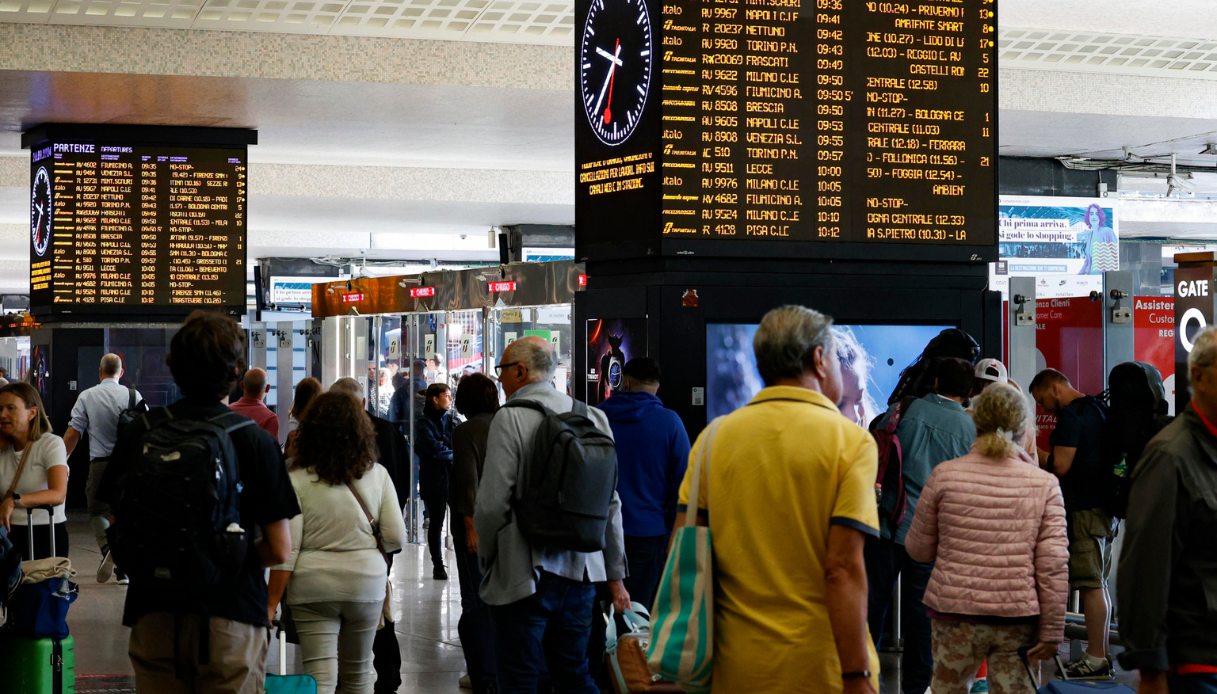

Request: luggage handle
left=24, top=505, right=56, bottom=560
left=278, top=625, right=287, bottom=677
left=1019, top=645, right=1070, bottom=689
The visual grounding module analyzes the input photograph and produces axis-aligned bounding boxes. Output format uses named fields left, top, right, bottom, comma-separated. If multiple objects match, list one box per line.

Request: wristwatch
left=842, top=671, right=872, bottom=680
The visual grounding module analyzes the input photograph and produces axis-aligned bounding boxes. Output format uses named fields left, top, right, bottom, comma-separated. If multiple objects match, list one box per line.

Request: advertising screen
left=28, top=138, right=248, bottom=317
left=706, top=322, right=951, bottom=423
left=586, top=318, right=648, bottom=405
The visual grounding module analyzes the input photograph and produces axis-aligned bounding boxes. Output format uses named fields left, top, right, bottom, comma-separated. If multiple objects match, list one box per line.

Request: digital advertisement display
left=575, top=0, right=998, bottom=259
left=586, top=318, right=648, bottom=405
left=989, top=196, right=1119, bottom=299
left=28, top=140, right=247, bottom=316
left=706, top=322, right=951, bottom=423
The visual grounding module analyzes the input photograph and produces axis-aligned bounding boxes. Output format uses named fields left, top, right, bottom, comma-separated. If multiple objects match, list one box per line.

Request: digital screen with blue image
left=706, top=323, right=952, bottom=425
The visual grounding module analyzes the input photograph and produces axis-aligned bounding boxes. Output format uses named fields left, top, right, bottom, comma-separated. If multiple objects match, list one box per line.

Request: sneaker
left=459, top=673, right=472, bottom=689
left=433, top=565, right=448, bottom=580
left=96, top=547, right=114, bottom=583
left=115, top=568, right=129, bottom=586
left=1063, top=655, right=1113, bottom=680
left=970, top=679, right=989, bottom=693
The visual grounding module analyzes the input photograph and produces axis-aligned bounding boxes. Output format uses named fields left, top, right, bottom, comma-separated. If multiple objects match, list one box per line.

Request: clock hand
left=596, top=46, right=623, bottom=67
left=594, top=40, right=624, bottom=125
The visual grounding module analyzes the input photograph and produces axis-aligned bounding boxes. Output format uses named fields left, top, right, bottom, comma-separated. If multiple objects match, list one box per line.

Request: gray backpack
left=505, top=399, right=618, bottom=552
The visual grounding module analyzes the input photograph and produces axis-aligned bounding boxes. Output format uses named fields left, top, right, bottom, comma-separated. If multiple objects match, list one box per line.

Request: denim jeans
left=623, top=535, right=668, bottom=612
left=492, top=571, right=598, bottom=694
left=1172, top=673, right=1217, bottom=694
left=865, top=536, right=934, bottom=694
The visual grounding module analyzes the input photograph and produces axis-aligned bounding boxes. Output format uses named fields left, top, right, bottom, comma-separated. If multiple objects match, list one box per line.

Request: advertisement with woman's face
left=706, top=323, right=950, bottom=423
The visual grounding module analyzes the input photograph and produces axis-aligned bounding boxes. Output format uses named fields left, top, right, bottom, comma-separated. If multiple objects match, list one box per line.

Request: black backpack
left=115, top=386, right=148, bottom=438
left=109, top=408, right=253, bottom=593
left=504, top=399, right=618, bottom=552
left=1100, top=362, right=1173, bottom=518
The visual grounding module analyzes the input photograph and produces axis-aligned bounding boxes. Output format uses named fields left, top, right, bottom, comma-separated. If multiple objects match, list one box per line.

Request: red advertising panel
left=1134, top=296, right=1176, bottom=415
left=1032, top=297, right=1104, bottom=449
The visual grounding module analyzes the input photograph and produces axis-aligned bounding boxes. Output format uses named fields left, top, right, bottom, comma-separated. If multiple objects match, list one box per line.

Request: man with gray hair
left=675, top=305, right=879, bottom=693
left=1118, top=326, right=1217, bottom=693
left=476, top=336, right=630, bottom=692
left=65, top=353, right=143, bottom=584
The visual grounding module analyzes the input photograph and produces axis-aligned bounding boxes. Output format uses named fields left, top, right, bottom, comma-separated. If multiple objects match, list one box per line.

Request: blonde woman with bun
left=904, top=383, right=1069, bottom=693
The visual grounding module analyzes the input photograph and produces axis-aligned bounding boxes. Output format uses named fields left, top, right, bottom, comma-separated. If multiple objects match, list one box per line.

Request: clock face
left=580, top=0, right=653, bottom=146
left=31, top=166, right=52, bottom=258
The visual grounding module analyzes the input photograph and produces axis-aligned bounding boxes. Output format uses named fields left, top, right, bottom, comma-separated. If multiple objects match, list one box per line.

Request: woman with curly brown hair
left=267, top=391, right=406, bottom=694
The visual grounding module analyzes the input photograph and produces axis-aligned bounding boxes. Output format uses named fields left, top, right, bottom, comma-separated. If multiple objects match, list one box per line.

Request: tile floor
left=62, top=519, right=1138, bottom=692
left=68, top=519, right=466, bottom=692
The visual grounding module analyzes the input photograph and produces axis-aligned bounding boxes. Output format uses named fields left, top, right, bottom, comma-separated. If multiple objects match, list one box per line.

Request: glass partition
left=487, top=304, right=574, bottom=394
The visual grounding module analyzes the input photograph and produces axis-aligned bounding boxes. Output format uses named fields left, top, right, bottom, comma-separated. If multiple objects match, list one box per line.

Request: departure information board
left=28, top=138, right=248, bottom=316
left=575, top=0, right=998, bottom=262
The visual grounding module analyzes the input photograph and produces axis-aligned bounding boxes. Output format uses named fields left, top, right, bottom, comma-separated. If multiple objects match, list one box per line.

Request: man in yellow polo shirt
left=678, top=305, right=880, bottom=694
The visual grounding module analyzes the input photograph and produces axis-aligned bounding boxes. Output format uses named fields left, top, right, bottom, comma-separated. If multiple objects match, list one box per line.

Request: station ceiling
left=0, top=0, right=1215, bottom=292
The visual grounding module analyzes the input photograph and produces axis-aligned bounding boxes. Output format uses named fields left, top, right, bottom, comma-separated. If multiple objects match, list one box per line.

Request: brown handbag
left=605, top=604, right=682, bottom=694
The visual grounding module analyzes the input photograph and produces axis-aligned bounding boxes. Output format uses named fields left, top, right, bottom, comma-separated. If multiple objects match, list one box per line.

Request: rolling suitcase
left=265, top=626, right=317, bottom=694
left=0, top=507, right=77, bottom=694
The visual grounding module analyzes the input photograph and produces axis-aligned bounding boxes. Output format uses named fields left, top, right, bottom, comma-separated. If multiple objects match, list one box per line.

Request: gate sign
left=1174, top=265, right=1214, bottom=413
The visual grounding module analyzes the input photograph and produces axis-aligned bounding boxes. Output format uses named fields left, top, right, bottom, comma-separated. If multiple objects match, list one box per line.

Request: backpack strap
left=140, top=406, right=174, bottom=430
left=502, top=399, right=557, bottom=417
left=126, top=387, right=136, bottom=411
left=571, top=399, right=590, bottom=417
left=207, top=411, right=257, bottom=434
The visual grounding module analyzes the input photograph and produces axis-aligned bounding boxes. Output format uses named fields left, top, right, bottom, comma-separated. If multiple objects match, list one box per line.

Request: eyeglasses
left=494, top=361, right=521, bottom=375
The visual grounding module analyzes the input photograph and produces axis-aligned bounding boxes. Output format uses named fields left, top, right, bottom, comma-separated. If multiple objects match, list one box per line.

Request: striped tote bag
left=646, top=418, right=722, bottom=692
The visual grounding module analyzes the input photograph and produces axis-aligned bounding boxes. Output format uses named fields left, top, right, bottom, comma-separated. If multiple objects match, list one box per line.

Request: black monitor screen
left=29, top=140, right=247, bottom=317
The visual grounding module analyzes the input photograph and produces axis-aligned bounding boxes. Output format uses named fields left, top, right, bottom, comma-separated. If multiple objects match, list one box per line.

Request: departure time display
left=29, top=141, right=247, bottom=316
left=575, top=0, right=998, bottom=259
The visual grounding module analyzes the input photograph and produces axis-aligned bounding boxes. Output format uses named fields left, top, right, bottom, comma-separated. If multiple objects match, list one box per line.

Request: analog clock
left=580, top=0, right=653, bottom=146
left=30, top=166, right=51, bottom=258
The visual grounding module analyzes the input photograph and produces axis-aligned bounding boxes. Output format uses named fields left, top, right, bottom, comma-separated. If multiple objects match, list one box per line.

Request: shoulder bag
left=646, top=417, right=722, bottom=692
left=345, top=480, right=393, bottom=629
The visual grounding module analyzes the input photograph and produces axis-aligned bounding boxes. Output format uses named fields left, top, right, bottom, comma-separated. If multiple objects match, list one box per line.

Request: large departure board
left=26, top=128, right=251, bottom=317
left=575, top=0, right=998, bottom=262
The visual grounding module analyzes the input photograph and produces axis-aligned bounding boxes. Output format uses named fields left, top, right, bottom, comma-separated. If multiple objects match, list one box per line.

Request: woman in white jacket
left=267, top=391, right=406, bottom=694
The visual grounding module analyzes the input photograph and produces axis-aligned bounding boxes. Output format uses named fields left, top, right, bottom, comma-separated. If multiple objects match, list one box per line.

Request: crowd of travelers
left=1, top=305, right=1215, bottom=694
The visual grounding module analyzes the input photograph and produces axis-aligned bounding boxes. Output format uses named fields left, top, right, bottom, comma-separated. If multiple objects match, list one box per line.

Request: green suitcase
left=0, top=634, right=75, bottom=693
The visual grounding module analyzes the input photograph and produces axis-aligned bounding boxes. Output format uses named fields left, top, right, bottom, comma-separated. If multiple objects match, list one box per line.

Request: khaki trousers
left=129, top=612, right=269, bottom=694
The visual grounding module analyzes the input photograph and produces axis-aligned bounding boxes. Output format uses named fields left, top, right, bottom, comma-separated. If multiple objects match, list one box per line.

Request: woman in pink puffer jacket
left=905, top=383, right=1069, bottom=693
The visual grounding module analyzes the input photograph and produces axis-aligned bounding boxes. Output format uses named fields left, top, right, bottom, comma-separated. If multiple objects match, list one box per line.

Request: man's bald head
left=99, top=353, right=123, bottom=378
left=243, top=367, right=270, bottom=399
left=500, top=336, right=556, bottom=397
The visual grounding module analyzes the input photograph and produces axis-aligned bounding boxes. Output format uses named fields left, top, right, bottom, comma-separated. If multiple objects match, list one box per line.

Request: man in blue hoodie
left=600, top=357, right=692, bottom=608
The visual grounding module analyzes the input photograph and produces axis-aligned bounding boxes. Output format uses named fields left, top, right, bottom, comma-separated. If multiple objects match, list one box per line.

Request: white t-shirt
left=0, top=434, right=68, bottom=525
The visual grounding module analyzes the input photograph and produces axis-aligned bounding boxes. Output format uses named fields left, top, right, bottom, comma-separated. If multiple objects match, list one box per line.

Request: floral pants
left=930, top=619, right=1037, bottom=694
